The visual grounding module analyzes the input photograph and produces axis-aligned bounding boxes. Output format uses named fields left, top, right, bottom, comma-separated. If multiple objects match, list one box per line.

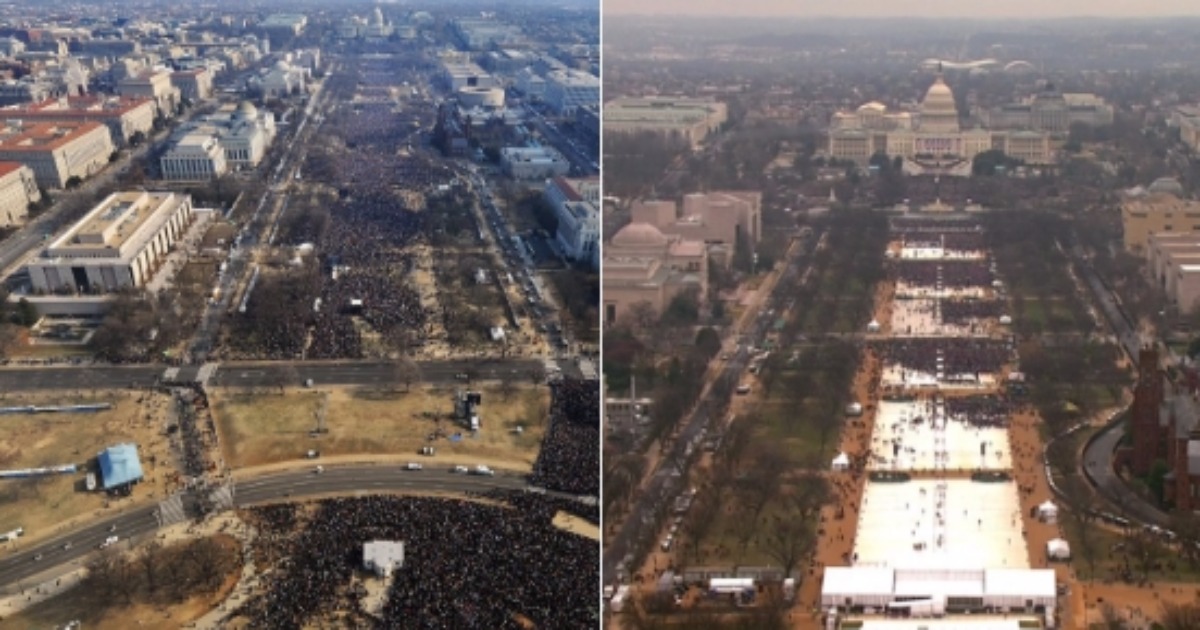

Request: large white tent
left=1037, top=501, right=1058, bottom=524
left=1046, top=538, right=1071, bottom=561
left=832, top=452, right=851, bottom=471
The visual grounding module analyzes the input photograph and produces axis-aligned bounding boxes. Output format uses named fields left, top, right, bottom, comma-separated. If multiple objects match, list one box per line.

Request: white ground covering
left=880, top=365, right=997, bottom=389
left=853, top=479, right=1028, bottom=570
left=892, top=299, right=977, bottom=337
left=868, top=400, right=1011, bottom=471
left=856, top=620, right=1029, bottom=629
left=897, top=246, right=987, bottom=261
left=895, top=282, right=991, bottom=300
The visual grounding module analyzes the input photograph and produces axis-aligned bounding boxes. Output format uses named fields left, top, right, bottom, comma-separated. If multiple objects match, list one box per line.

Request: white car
left=314, top=465, right=324, bottom=474
left=471, top=465, right=495, bottom=477
left=100, top=535, right=118, bottom=549
left=405, top=462, right=423, bottom=471
left=452, top=465, right=469, bottom=474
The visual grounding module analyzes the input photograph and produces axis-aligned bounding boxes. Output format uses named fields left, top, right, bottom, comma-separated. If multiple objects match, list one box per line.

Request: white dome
left=611, top=222, right=668, bottom=248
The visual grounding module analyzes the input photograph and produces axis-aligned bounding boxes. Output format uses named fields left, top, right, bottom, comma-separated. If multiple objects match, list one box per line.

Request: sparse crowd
left=878, top=338, right=1012, bottom=376
left=895, top=260, right=994, bottom=288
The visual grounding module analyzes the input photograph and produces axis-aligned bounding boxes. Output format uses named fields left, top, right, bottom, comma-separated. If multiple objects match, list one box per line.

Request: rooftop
left=97, top=443, right=144, bottom=489
left=0, top=121, right=106, bottom=153
left=47, top=191, right=186, bottom=257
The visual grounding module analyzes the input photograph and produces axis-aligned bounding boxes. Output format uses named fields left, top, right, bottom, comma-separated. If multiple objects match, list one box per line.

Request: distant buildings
left=1125, top=347, right=1200, bottom=511
left=1, top=95, right=156, bottom=147
left=440, top=61, right=495, bottom=91
left=1121, top=182, right=1200, bottom=254
left=543, top=70, right=599, bottom=116
left=500, top=146, right=570, bottom=180
left=603, top=222, right=706, bottom=326
left=545, top=176, right=599, bottom=268
left=160, top=101, right=276, bottom=181
left=451, top=18, right=523, bottom=50
left=117, top=69, right=180, bottom=117
left=827, top=72, right=1054, bottom=167
left=603, top=97, right=728, bottom=148
left=29, top=190, right=195, bottom=293
left=0, top=162, right=40, bottom=227
left=1146, top=232, right=1200, bottom=313
left=0, top=120, right=114, bottom=188
left=1172, top=106, right=1200, bottom=153
left=977, top=88, right=1113, bottom=132
left=630, top=191, right=762, bottom=265
left=338, top=7, right=394, bottom=39
left=260, top=13, right=308, bottom=40
left=0, top=78, right=56, bottom=106
left=169, top=67, right=214, bottom=102
left=249, top=59, right=309, bottom=100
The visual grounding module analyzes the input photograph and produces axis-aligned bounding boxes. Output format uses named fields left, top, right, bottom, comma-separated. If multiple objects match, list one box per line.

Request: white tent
left=845, top=402, right=864, bottom=416
left=831, top=452, right=850, bottom=471
left=1037, top=500, right=1058, bottom=524
left=999, top=315, right=1013, bottom=325
left=867, top=320, right=882, bottom=333
left=1046, top=538, right=1071, bottom=561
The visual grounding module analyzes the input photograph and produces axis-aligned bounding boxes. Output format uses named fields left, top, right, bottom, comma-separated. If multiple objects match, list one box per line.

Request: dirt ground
left=0, top=534, right=241, bottom=630
left=210, top=385, right=549, bottom=471
left=553, top=511, right=600, bottom=540
left=1079, top=580, right=1200, bottom=628
left=0, top=390, right=177, bottom=548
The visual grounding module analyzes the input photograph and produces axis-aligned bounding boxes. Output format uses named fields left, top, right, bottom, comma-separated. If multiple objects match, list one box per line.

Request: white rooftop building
left=363, top=540, right=404, bottom=578
left=501, top=146, right=570, bottom=180
left=28, top=191, right=195, bottom=293
left=543, top=70, right=598, bottom=116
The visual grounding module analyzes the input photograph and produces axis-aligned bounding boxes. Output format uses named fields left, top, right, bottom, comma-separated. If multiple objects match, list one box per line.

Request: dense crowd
left=233, top=56, right=461, bottom=359
left=895, top=260, right=994, bottom=288
left=878, top=338, right=1012, bottom=375
left=890, top=218, right=983, bottom=234
left=940, top=299, right=1006, bottom=324
left=531, top=379, right=600, bottom=495
left=235, top=495, right=597, bottom=629
left=945, top=394, right=1013, bottom=428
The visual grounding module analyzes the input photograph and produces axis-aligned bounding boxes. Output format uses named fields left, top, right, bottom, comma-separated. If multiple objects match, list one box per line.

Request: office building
left=603, top=97, right=728, bottom=148
left=0, top=161, right=39, bottom=227
left=28, top=191, right=195, bottom=293
left=0, top=120, right=114, bottom=189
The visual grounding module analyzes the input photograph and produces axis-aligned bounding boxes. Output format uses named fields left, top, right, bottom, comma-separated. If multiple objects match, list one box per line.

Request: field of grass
left=0, top=391, right=175, bottom=543
left=211, top=385, right=549, bottom=470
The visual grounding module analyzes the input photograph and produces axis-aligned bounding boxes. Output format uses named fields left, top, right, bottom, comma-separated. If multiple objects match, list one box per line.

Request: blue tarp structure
left=97, top=443, right=144, bottom=490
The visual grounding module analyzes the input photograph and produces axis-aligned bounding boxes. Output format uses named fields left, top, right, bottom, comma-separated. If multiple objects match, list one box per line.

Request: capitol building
left=827, top=71, right=1054, bottom=169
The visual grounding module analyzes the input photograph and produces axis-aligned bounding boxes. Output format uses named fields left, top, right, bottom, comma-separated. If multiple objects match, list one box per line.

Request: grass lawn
left=211, top=385, right=549, bottom=470
left=0, top=391, right=175, bottom=544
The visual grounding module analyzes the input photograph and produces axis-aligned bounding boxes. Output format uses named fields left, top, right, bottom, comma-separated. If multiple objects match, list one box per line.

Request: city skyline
left=604, top=0, right=1200, bottom=19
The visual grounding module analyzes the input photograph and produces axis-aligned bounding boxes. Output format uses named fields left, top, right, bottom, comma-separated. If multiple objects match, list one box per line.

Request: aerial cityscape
left=0, top=0, right=599, bottom=628
left=602, top=6, right=1200, bottom=630
left=9, top=0, right=1200, bottom=629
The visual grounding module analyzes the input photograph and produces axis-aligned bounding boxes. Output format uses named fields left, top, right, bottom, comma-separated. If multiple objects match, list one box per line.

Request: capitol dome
left=611, top=222, right=669, bottom=248
left=235, top=101, right=259, bottom=119
left=919, top=74, right=960, bottom=133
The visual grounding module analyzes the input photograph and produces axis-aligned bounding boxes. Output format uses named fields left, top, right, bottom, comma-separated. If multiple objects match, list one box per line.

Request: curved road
left=0, top=464, right=548, bottom=590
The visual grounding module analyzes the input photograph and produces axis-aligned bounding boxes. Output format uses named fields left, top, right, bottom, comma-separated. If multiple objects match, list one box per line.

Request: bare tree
left=762, top=514, right=814, bottom=582
left=390, top=357, right=420, bottom=393
left=139, top=540, right=164, bottom=596
left=1160, top=600, right=1200, bottom=630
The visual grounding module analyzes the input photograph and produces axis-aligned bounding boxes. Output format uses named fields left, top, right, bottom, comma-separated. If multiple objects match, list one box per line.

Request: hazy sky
left=603, top=0, right=1200, bottom=19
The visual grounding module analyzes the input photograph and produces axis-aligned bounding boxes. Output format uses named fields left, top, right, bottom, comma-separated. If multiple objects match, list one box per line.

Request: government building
left=28, top=191, right=195, bottom=294
left=827, top=71, right=1054, bottom=168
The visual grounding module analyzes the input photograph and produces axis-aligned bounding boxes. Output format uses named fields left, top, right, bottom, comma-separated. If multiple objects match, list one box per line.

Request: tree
left=694, top=327, right=721, bottom=360
left=390, top=357, right=420, bottom=393
left=1160, top=601, right=1200, bottom=630
left=1170, top=511, right=1200, bottom=569
left=139, top=540, right=163, bottom=595
left=14, top=298, right=37, bottom=326
left=762, top=514, right=814, bottom=581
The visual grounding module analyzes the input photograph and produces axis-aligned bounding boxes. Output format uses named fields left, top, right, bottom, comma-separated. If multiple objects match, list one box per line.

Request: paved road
left=601, top=235, right=814, bottom=581
left=1069, top=238, right=1171, bottom=527
left=0, top=358, right=563, bottom=391
left=0, top=464, right=542, bottom=589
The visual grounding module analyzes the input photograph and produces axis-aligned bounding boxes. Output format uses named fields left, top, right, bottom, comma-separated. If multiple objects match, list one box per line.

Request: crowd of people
left=531, top=379, right=600, bottom=496
left=946, top=394, right=1014, bottom=428
left=900, top=232, right=985, bottom=252
left=234, top=56, right=462, bottom=359
left=878, top=338, right=1012, bottom=376
left=895, top=260, right=995, bottom=288
left=890, top=218, right=983, bottom=234
left=235, top=495, right=597, bottom=629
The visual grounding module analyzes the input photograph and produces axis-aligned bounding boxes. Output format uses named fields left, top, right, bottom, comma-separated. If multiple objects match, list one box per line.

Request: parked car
left=405, top=462, right=423, bottom=471
left=452, top=465, right=469, bottom=474
left=471, top=465, right=495, bottom=477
